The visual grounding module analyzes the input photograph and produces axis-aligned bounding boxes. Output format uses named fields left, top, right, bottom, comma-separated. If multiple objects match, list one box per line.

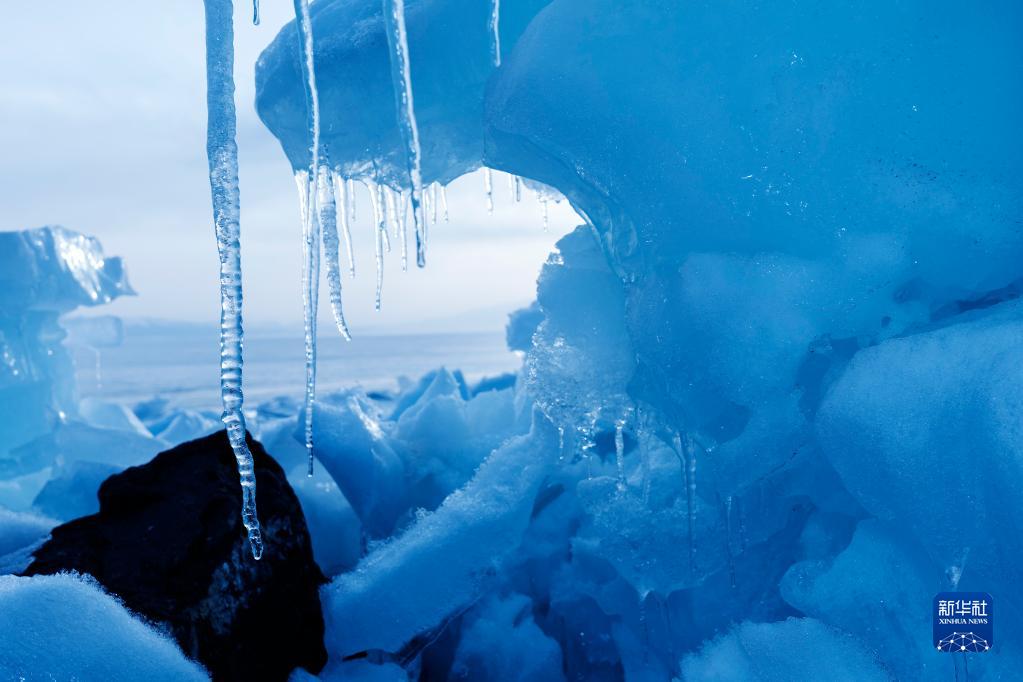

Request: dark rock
left=22, top=430, right=327, bottom=681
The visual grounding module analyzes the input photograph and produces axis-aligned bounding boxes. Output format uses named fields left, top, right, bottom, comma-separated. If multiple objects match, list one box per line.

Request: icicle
left=295, top=171, right=320, bottom=477
left=540, top=196, right=549, bottom=231
left=399, top=190, right=409, bottom=271
left=347, top=178, right=357, bottom=224
left=489, top=0, right=501, bottom=66
left=514, top=175, right=522, bottom=202
left=318, top=167, right=352, bottom=341
left=420, top=185, right=431, bottom=238
left=382, top=0, right=427, bottom=268
left=332, top=169, right=356, bottom=278
left=484, top=168, right=494, bottom=214
left=430, top=183, right=438, bottom=224
left=252, top=0, right=260, bottom=25
left=614, top=418, right=626, bottom=491
left=384, top=186, right=401, bottom=241
left=368, top=182, right=386, bottom=310
left=203, top=0, right=263, bottom=560
left=440, top=184, right=449, bottom=222
left=292, top=0, right=323, bottom=477
left=293, top=0, right=320, bottom=176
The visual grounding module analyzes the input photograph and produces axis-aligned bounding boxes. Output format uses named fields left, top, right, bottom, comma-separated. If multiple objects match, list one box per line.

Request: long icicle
left=399, top=189, right=409, bottom=271
left=440, top=184, right=449, bottom=222
left=318, top=166, right=352, bottom=341
left=296, top=172, right=319, bottom=477
left=332, top=169, right=356, bottom=278
left=384, top=185, right=401, bottom=240
left=368, top=181, right=386, bottom=310
left=252, top=0, right=260, bottom=25
left=347, top=178, right=357, bottom=224
left=203, top=0, right=263, bottom=560
left=294, top=0, right=321, bottom=475
left=382, top=0, right=427, bottom=267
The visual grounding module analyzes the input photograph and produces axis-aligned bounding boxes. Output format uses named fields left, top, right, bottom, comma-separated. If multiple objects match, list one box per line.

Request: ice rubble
left=0, top=226, right=133, bottom=461
left=246, top=0, right=1023, bottom=678
left=0, top=226, right=154, bottom=554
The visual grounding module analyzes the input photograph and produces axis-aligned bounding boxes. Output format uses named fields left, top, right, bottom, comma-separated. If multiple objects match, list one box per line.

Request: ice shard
left=202, top=0, right=262, bottom=559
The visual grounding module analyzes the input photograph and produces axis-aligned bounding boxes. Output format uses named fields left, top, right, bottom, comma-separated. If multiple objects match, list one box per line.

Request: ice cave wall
left=256, top=0, right=1023, bottom=677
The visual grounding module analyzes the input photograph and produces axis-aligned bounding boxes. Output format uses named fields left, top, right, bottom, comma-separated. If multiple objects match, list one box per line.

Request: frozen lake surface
left=73, top=321, right=518, bottom=410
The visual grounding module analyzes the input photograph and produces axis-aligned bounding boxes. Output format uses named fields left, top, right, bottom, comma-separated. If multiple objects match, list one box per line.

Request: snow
left=679, top=618, right=888, bottom=682
left=0, top=573, right=208, bottom=681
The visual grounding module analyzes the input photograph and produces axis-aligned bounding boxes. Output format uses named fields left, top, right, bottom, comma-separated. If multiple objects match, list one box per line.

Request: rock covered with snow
left=22, top=430, right=326, bottom=681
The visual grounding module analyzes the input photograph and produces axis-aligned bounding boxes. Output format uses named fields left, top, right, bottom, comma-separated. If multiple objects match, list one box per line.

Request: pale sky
left=0, top=2, right=579, bottom=332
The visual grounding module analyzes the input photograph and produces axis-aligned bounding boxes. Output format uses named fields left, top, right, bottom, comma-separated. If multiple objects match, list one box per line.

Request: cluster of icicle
left=205, top=0, right=549, bottom=559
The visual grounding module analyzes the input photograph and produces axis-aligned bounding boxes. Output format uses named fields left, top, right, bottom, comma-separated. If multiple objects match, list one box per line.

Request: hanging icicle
left=347, top=177, right=357, bottom=224
left=368, top=181, right=386, bottom=310
left=295, top=171, right=320, bottom=477
left=252, top=0, right=261, bottom=25
left=293, top=0, right=323, bottom=476
left=331, top=169, right=356, bottom=278
left=318, top=166, right=352, bottom=341
left=440, top=184, right=449, bottom=222
left=399, top=189, right=409, bottom=271
left=382, top=0, right=427, bottom=267
left=384, top=185, right=401, bottom=240
left=202, top=0, right=263, bottom=560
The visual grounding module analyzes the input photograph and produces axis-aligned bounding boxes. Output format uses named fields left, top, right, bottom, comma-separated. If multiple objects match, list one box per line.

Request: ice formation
left=246, top=0, right=1023, bottom=677
left=1, top=0, right=1019, bottom=678
left=382, top=0, right=427, bottom=268
left=202, top=0, right=263, bottom=559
